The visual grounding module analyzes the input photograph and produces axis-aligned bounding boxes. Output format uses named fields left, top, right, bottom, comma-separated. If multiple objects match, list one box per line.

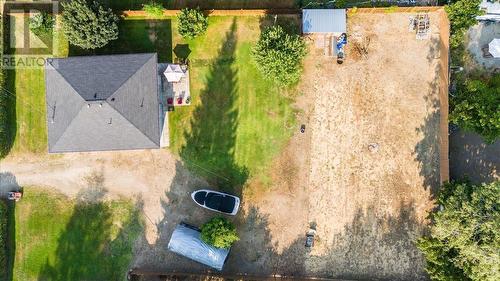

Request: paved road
left=449, top=129, right=499, bottom=184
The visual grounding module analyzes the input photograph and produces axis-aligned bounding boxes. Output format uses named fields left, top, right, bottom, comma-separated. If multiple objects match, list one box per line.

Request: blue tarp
left=167, top=223, right=230, bottom=271
left=302, top=9, right=347, bottom=34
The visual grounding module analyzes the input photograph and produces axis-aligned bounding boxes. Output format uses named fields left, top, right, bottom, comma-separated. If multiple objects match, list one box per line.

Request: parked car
left=191, top=189, right=240, bottom=215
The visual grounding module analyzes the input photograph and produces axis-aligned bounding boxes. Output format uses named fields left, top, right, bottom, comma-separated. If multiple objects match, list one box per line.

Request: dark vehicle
left=191, top=189, right=240, bottom=215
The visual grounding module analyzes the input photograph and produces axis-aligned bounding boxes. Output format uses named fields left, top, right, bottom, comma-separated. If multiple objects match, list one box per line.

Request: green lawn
left=168, top=17, right=296, bottom=189
left=4, top=16, right=68, bottom=155
left=9, top=187, right=142, bottom=281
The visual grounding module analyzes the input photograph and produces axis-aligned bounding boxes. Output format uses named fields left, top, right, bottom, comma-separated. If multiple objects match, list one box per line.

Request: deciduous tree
left=450, top=75, right=500, bottom=143
left=417, top=181, right=500, bottom=281
left=61, top=0, right=118, bottom=49
left=177, top=8, right=208, bottom=39
left=253, top=25, right=306, bottom=87
left=201, top=216, right=239, bottom=249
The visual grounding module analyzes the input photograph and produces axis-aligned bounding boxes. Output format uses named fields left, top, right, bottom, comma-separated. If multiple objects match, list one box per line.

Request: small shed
left=302, top=9, right=347, bottom=35
left=167, top=223, right=230, bottom=271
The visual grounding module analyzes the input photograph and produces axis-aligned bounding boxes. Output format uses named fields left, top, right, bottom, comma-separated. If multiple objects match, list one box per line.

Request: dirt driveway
left=0, top=11, right=448, bottom=281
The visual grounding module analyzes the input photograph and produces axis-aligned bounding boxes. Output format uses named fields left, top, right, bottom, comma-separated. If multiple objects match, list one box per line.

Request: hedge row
left=0, top=201, right=7, bottom=281
left=0, top=13, right=9, bottom=159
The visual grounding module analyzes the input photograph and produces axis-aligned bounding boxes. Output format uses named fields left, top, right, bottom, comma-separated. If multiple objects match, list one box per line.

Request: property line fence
left=128, top=269, right=358, bottom=281
left=122, top=6, right=444, bottom=17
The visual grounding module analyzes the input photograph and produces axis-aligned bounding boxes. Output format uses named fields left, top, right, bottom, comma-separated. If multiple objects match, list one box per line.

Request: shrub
left=29, top=12, right=55, bottom=35
left=61, top=0, right=118, bottom=49
left=253, top=25, right=307, bottom=87
left=417, top=181, right=500, bottom=281
left=450, top=75, right=500, bottom=143
left=177, top=8, right=208, bottom=39
left=445, top=0, right=483, bottom=49
left=200, top=216, right=239, bottom=249
left=142, top=1, right=164, bottom=17
left=0, top=201, right=8, bottom=280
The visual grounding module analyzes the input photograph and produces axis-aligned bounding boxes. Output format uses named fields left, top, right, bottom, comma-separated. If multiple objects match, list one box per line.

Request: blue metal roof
left=302, top=9, right=347, bottom=34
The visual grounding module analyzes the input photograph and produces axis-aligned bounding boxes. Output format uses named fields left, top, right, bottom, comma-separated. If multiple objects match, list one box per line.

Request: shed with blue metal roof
left=302, top=9, right=347, bottom=34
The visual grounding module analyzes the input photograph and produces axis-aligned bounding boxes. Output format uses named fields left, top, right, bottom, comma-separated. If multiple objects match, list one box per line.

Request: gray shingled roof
left=45, top=53, right=161, bottom=153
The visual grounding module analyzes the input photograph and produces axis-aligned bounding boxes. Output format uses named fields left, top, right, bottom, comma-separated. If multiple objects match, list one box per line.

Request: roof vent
left=87, top=104, right=91, bottom=108
left=99, top=103, right=103, bottom=108
left=111, top=98, right=115, bottom=102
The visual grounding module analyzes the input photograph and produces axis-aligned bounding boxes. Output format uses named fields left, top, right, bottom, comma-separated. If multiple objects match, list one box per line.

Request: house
left=45, top=53, right=168, bottom=153
left=302, top=9, right=347, bottom=35
left=477, top=0, right=500, bottom=22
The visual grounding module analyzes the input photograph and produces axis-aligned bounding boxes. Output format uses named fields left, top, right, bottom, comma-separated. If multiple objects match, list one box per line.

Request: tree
left=200, top=216, right=239, bottom=249
left=61, top=0, right=118, bottom=49
left=417, top=181, right=500, bottom=281
left=142, top=1, right=164, bottom=18
left=252, top=25, right=307, bottom=87
left=177, top=8, right=208, bottom=39
left=445, top=0, right=483, bottom=49
left=450, top=74, right=500, bottom=143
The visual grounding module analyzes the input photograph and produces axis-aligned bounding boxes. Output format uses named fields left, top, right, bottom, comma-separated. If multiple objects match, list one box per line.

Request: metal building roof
left=168, top=223, right=230, bottom=271
left=302, top=9, right=347, bottom=34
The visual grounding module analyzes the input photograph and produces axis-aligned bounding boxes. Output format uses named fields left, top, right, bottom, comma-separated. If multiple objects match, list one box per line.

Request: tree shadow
left=179, top=18, right=248, bottom=191
left=413, top=36, right=447, bottom=196
left=0, top=172, right=18, bottom=281
left=449, top=129, right=499, bottom=184
left=0, top=68, right=16, bottom=159
left=0, top=172, right=21, bottom=197
left=37, top=185, right=144, bottom=281
left=69, top=18, right=172, bottom=62
left=135, top=197, right=427, bottom=280
left=227, top=202, right=426, bottom=280
left=258, top=14, right=302, bottom=35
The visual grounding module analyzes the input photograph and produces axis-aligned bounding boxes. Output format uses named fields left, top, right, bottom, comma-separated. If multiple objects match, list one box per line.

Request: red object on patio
left=177, top=97, right=183, bottom=104
left=167, top=97, right=174, bottom=104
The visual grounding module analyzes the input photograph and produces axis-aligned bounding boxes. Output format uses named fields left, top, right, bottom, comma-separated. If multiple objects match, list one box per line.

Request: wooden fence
left=122, top=6, right=444, bottom=17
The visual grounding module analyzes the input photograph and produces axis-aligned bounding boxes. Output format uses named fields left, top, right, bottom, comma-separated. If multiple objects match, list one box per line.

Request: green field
left=9, top=188, right=142, bottom=281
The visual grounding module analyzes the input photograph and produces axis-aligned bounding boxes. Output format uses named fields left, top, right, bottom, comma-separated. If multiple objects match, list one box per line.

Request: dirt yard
left=0, top=11, right=448, bottom=281
left=231, top=11, right=449, bottom=280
